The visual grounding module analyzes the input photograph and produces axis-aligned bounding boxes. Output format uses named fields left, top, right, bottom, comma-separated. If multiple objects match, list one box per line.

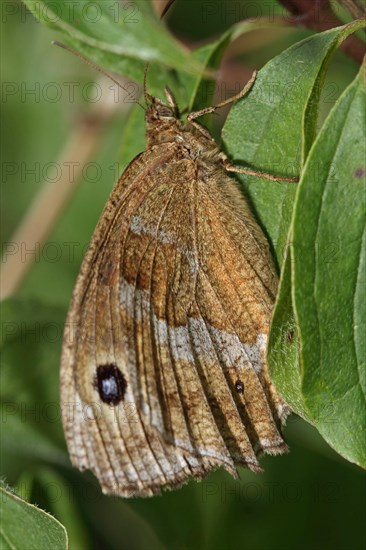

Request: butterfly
left=61, top=67, right=293, bottom=497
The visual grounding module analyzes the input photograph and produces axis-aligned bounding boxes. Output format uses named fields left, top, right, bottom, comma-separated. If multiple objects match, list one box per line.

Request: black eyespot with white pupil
left=235, top=380, right=244, bottom=394
left=95, top=364, right=127, bottom=405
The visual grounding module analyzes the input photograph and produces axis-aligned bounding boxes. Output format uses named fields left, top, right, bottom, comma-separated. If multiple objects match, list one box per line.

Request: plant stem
left=0, top=80, right=122, bottom=301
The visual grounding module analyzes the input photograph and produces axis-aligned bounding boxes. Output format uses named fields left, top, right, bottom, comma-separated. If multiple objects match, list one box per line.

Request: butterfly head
left=145, top=87, right=181, bottom=145
left=145, top=87, right=180, bottom=123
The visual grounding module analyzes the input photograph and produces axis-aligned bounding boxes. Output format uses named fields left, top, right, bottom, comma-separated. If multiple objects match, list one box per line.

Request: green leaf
left=187, top=21, right=255, bottom=112
left=187, top=32, right=232, bottom=113
left=1, top=408, right=68, bottom=467
left=0, top=299, right=68, bottom=466
left=302, top=19, right=366, bottom=162
left=118, top=104, right=146, bottom=169
left=290, top=62, right=366, bottom=468
left=187, top=18, right=299, bottom=114
left=0, top=481, right=67, bottom=550
left=21, top=0, right=202, bottom=99
left=36, top=469, right=91, bottom=550
left=222, top=21, right=366, bottom=264
left=267, top=241, right=307, bottom=419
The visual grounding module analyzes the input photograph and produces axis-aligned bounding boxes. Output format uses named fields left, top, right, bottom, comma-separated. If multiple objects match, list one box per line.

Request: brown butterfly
left=61, top=66, right=294, bottom=498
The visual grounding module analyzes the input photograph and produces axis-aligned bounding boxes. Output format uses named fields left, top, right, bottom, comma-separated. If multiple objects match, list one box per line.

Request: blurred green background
left=1, top=1, right=365, bottom=549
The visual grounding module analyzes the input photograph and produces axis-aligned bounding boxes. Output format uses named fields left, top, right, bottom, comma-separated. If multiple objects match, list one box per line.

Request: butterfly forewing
left=61, top=100, right=289, bottom=498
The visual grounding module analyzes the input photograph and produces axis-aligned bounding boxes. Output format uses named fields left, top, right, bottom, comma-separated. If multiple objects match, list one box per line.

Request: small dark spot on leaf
left=235, top=380, right=244, bottom=394
left=287, top=330, right=294, bottom=343
left=94, top=364, right=127, bottom=405
left=354, top=168, right=365, bottom=178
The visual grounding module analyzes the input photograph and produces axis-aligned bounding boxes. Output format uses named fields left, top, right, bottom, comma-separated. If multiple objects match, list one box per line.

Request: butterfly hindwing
left=61, top=140, right=288, bottom=497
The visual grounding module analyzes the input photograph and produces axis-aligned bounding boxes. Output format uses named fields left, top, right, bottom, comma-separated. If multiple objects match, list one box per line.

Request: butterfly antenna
left=52, top=41, right=145, bottom=110
left=143, top=62, right=151, bottom=106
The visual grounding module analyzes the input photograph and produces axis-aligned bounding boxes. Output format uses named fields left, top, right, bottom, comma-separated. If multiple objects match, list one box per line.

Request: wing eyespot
left=94, top=364, right=127, bottom=405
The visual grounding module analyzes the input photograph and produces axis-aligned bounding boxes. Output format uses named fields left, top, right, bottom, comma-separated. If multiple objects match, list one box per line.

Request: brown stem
left=0, top=79, right=122, bottom=300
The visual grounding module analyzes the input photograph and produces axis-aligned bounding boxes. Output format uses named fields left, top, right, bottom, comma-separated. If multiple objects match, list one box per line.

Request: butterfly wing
left=61, top=144, right=288, bottom=497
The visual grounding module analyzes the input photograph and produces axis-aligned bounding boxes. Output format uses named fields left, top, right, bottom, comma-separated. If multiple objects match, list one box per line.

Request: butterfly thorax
left=145, top=95, right=221, bottom=164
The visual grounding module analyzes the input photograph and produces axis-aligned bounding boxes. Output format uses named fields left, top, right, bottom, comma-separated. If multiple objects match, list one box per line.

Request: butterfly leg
left=188, top=69, right=299, bottom=182
left=222, top=158, right=299, bottom=182
left=188, top=70, right=257, bottom=127
left=186, top=70, right=257, bottom=140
